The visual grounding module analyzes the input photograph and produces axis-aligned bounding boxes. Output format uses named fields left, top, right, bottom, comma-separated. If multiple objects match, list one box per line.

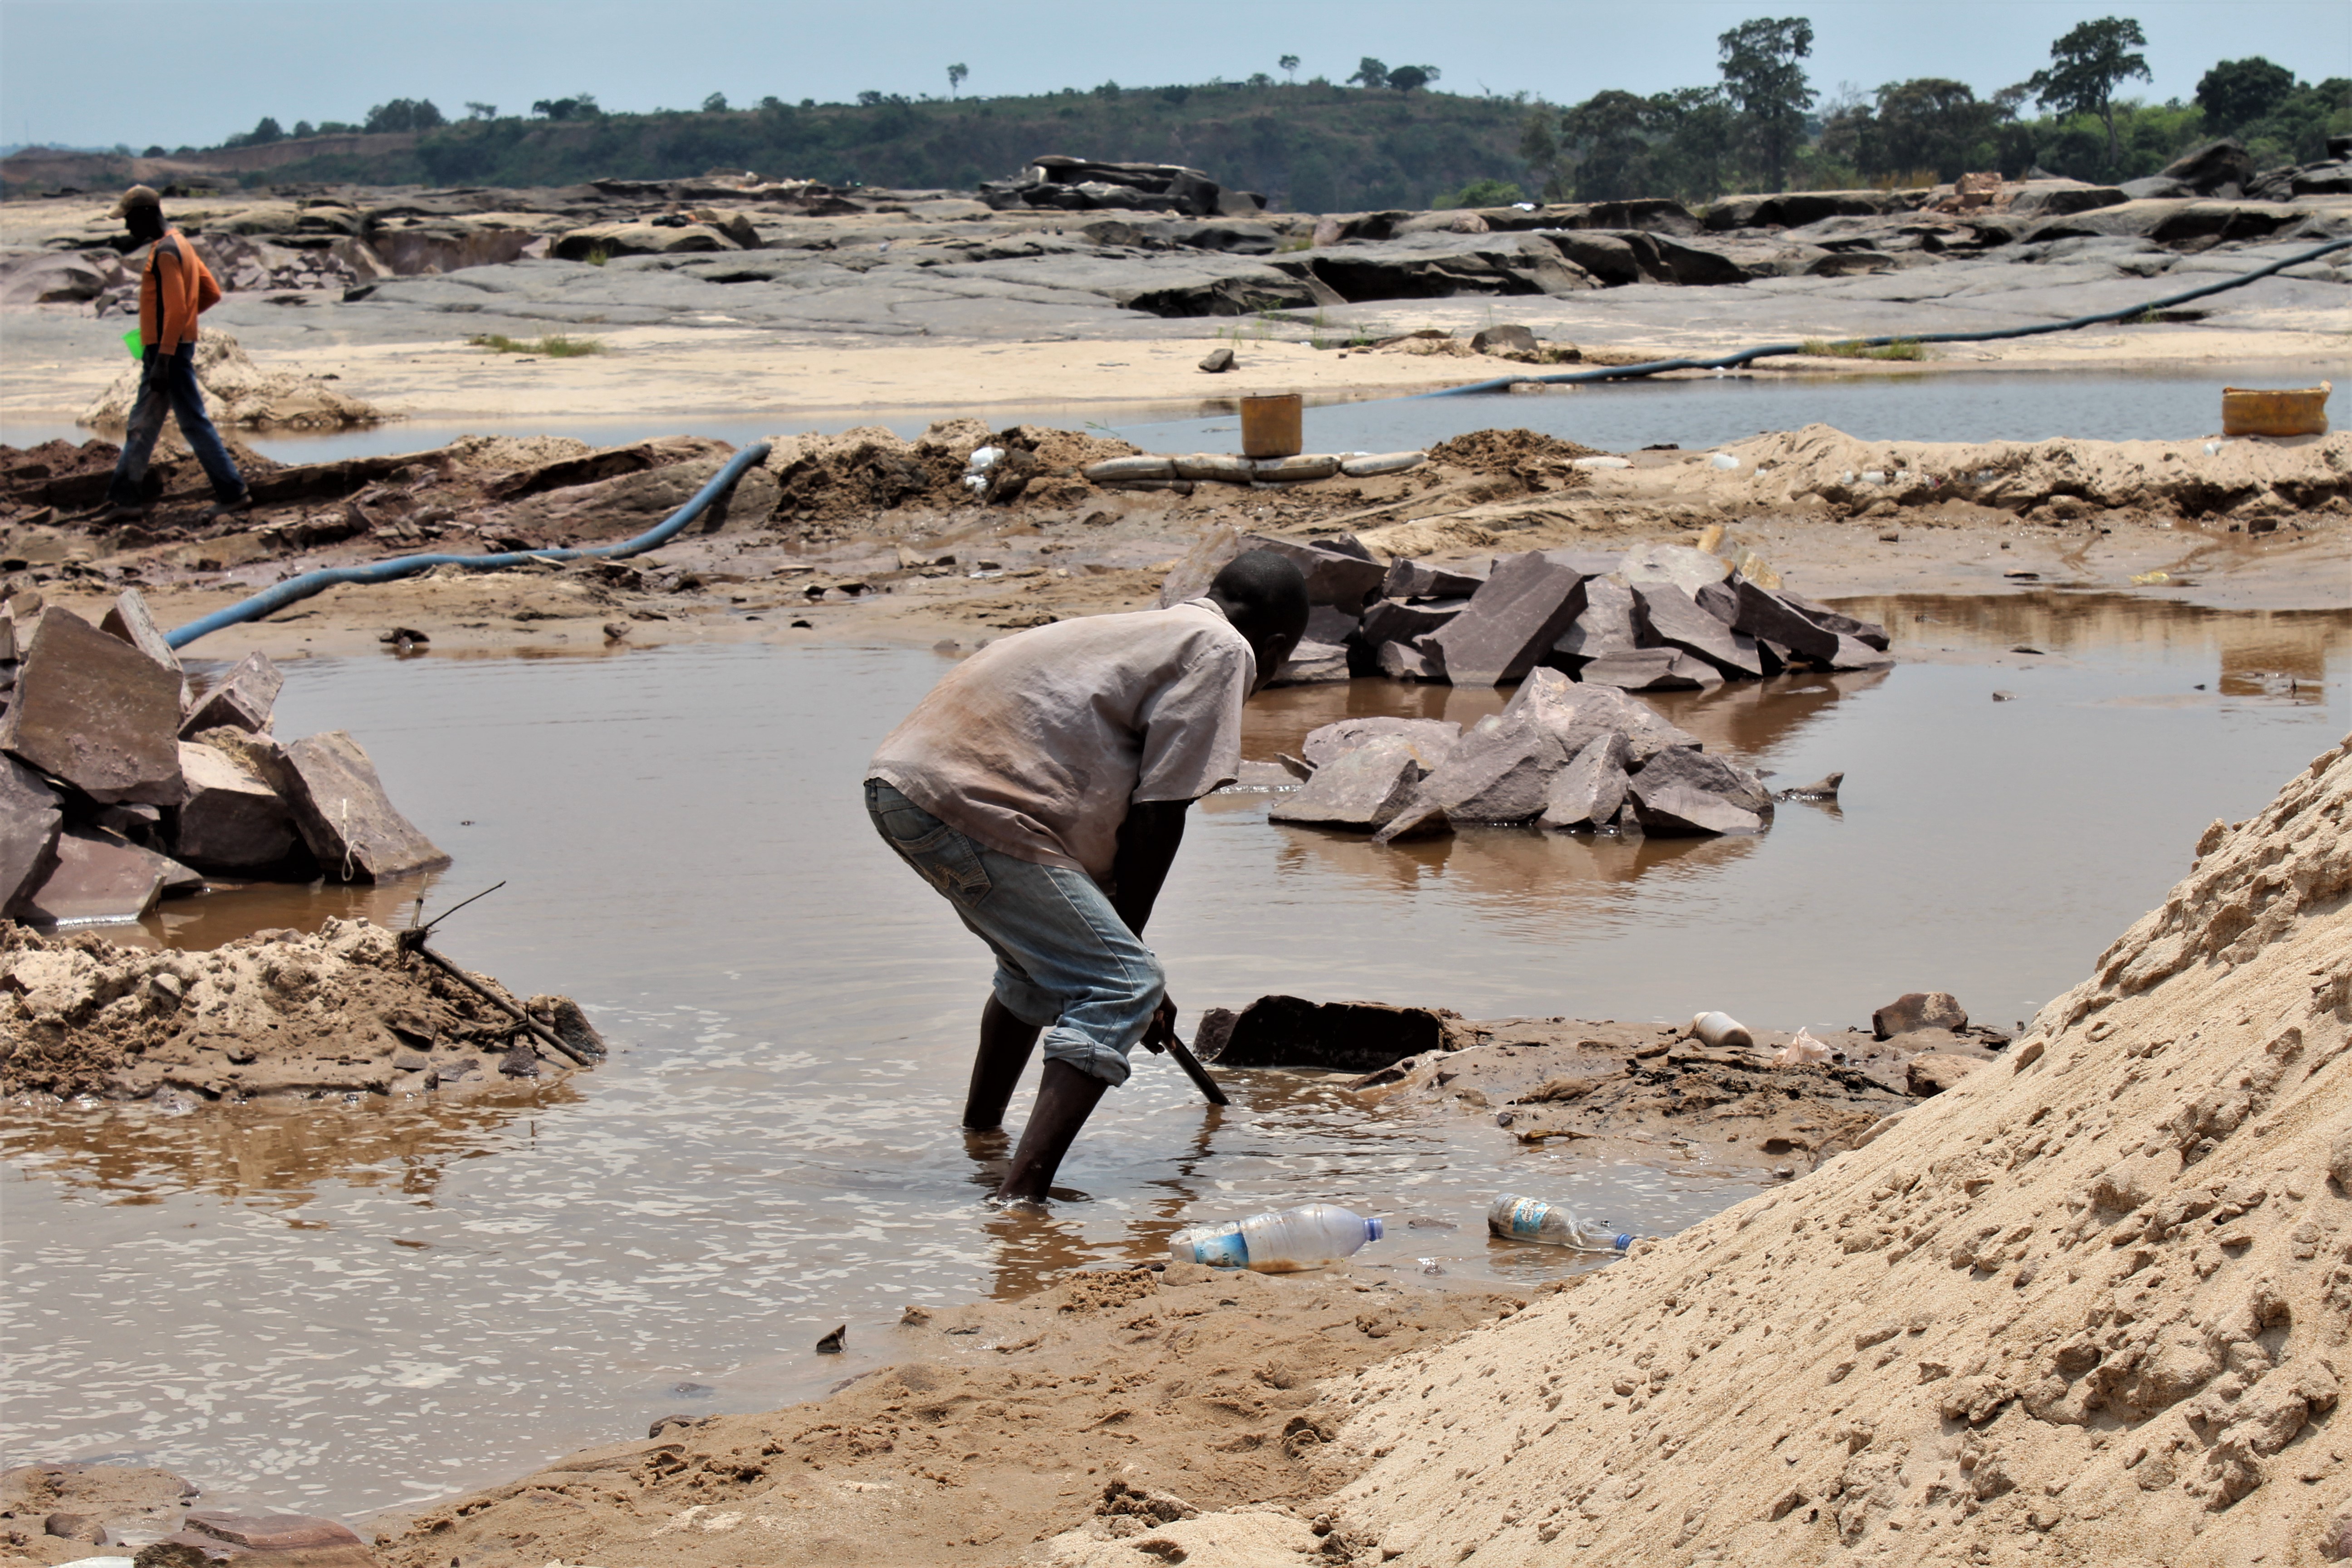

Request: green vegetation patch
left=1799, top=338, right=1926, bottom=361
left=468, top=333, right=606, bottom=358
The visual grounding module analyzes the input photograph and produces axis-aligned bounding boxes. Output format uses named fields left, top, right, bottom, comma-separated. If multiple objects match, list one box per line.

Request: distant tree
left=1560, top=88, right=1656, bottom=199
left=757, top=95, right=787, bottom=114
left=1716, top=16, right=1815, bottom=190
left=857, top=90, right=887, bottom=107
left=1094, top=81, right=1122, bottom=99
left=291, top=120, right=316, bottom=139
left=364, top=98, right=445, bottom=133
left=464, top=101, right=498, bottom=121
left=1860, top=78, right=1999, bottom=180
left=1160, top=84, right=1192, bottom=105
left=1387, top=64, right=1439, bottom=94
left=2195, top=57, right=2295, bottom=134
left=142, top=144, right=166, bottom=157
left=248, top=115, right=286, bottom=144
left=1518, top=106, right=1567, bottom=198
left=1279, top=54, right=1301, bottom=83
left=1350, top=57, right=1390, bottom=90
left=2025, top=16, right=2149, bottom=167
left=530, top=95, right=599, bottom=121
left=947, top=63, right=969, bottom=96
left=1248, top=72, right=1273, bottom=88
left=1435, top=176, right=1524, bottom=208
left=701, top=92, right=729, bottom=113
left=1649, top=86, right=1739, bottom=200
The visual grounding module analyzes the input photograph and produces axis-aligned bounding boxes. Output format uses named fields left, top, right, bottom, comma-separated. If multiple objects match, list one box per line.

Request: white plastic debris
left=1860, top=470, right=1887, bottom=485
left=1709, top=452, right=1740, bottom=470
left=2203, top=440, right=2224, bottom=456
left=1772, top=1028, right=1833, bottom=1067
left=1690, top=1011, right=1754, bottom=1049
left=1572, top=456, right=1632, bottom=470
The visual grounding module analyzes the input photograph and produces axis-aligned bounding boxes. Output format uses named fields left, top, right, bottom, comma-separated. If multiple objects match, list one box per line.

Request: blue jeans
left=865, top=778, right=1162, bottom=1087
left=108, top=347, right=246, bottom=507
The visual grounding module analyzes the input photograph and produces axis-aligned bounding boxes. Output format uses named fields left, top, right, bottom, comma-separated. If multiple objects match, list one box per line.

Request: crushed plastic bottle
left=1689, top=1010, right=1754, bottom=1049
left=1169, top=1203, right=1384, bottom=1273
left=1488, top=1192, right=1635, bottom=1253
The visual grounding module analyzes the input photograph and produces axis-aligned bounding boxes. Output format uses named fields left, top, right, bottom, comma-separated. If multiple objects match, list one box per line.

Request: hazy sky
left=1, top=0, right=2342, bottom=152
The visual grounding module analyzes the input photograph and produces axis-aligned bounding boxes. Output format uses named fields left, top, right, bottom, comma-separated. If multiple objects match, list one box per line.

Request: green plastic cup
left=123, top=328, right=143, bottom=359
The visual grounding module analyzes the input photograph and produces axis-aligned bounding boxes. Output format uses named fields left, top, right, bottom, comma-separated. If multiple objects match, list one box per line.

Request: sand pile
left=1424, top=428, right=1602, bottom=474
left=0, top=919, right=603, bottom=1102
left=80, top=331, right=384, bottom=431
left=1088, top=732, right=2349, bottom=1567
left=763, top=421, right=1141, bottom=538
left=1720, top=422, right=2352, bottom=525
left=375, top=1261, right=1526, bottom=1568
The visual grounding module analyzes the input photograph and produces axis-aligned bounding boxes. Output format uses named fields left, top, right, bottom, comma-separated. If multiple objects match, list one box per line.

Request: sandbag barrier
left=1085, top=451, right=1423, bottom=492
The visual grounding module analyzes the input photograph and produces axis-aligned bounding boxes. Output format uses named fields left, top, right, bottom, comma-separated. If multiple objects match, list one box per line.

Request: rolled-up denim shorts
left=864, top=778, right=1162, bottom=1086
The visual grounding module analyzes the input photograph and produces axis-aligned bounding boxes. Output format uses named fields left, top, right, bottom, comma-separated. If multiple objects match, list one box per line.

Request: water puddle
left=2, top=592, right=2344, bottom=1515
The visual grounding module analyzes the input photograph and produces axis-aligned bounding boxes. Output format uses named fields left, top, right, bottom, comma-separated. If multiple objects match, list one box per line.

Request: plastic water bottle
left=1488, top=1192, right=1634, bottom=1253
left=1169, top=1203, right=1384, bottom=1273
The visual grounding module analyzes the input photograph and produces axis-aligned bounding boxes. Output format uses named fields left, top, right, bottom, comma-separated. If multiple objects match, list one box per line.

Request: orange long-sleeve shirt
left=137, top=228, right=223, bottom=351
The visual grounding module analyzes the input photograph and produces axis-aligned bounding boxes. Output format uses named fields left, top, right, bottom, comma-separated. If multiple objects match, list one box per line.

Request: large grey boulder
left=1428, top=550, right=1589, bottom=687
left=1300, top=717, right=1461, bottom=770
left=1552, top=575, right=1640, bottom=663
left=0, top=609, right=184, bottom=806
left=18, top=827, right=188, bottom=924
left=1627, top=745, right=1774, bottom=836
left=173, top=742, right=302, bottom=872
left=1267, top=639, right=1350, bottom=686
left=1577, top=648, right=1705, bottom=691
left=1376, top=715, right=1564, bottom=840
left=1269, top=736, right=1427, bottom=831
left=1247, top=535, right=1388, bottom=609
left=1777, top=589, right=1889, bottom=650
left=1728, top=579, right=1840, bottom=663
left=1539, top=733, right=1632, bottom=830
left=1383, top=558, right=1489, bottom=599
left=2160, top=139, right=2256, bottom=196
left=277, top=731, right=449, bottom=882
left=1359, top=598, right=1465, bottom=649
left=1499, top=667, right=1700, bottom=766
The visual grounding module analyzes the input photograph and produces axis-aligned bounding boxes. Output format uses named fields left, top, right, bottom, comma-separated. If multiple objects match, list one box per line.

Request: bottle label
left=1189, top=1231, right=1250, bottom=1269
left=1505, top=1197, right=1551, bottom=1237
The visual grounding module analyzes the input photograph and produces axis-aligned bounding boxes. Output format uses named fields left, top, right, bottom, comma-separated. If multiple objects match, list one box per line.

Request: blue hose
left=1422, top=235, right=2352, bottom=398
left=166, top=441, right=773, bottom=649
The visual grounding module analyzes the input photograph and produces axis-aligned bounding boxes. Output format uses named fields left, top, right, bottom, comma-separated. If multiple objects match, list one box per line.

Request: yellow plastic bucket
left=1240, top=392, right=1303, bottom=459
left=2220, top=382, right=2330, bottom=437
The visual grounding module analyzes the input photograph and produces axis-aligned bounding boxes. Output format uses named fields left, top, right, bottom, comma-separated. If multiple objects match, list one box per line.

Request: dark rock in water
left=1627, top=745, right=1773, bottom=836
left=1551, top=575, right=1639, bottom=663
left=1267, top=638, right=1350, bottom=686
left=1270, top=735, right=1426, bottom=830
left=1693, top=579, right=1740, bottom=627
left=179, top=650, right=285, bottom=738
left=1633, top=582, right=1763, bottom=676
left=1, top=609, right=184, bottom=805
left=1378, top=715, right=1563, bottom=838
left=1200, top=994, right=1462, bottom=1072
left=1429, top=549, right=1589, bottom=686
left=1383, top=558, right=1490, bottom=599
left=1729, top=579, right=1839, bottom=662
left=1575, top=647, right=1687, bottom=691
left=815, top=1325, right=847, bottom=1354
left=1471, top=323, right=1539, bottom=354
left=670, top=1380, right=719, bottom=1397
left=173, top=742, right=301, bottom=872
left=43, top=1512, right=106, bottom=1545
left=1191, top=1006, right=1239, bottom=1061
left=1300, top=716, right=1461, bottom=769
left=1829, top=634, right=1895, bottom=671
left=1539, top=732, right=1632, bottom=829
left=0, top=755, right=63, bottom=917
left=1501, top=667, right=1701, bottom=766
left=1776, top=588, right=1889, bottom=650
left=1780, top=771, right=1844, bottom=800
left=649, top=1412, right=720, bottom=1439
left=1377, top=638, right=1445, bottom=681
left=1360, top=597, right=1464, bottom=648
left=20, top=827, right=186, bottom=923
left=1873, top=990, right=1968, bottom=1039
left=277, top=730, right=450, bottom=882
left=530, top=993, right=611, bottom=1061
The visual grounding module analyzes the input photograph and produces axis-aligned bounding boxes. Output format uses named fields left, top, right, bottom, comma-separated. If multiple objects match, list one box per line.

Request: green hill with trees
left=152, top=20, right=2352, bottom=210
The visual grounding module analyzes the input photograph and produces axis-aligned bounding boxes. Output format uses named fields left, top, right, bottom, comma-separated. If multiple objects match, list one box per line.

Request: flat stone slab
left=1379, top=715, right=1564, bottom=838
left=1552, top=574, right=1639, bottom=663
left=1269, top=735, right=1426, bottom=830
left=20, top=827, right=175, bottom=924
left=1729, top=578, right=1839, bottom=663
left=0, top=754, right=63, bottom=916
left=1500, top=668, right=1702, bottom=766
left=1359, top=597, right=1464, bottom=649
left=277, top=731, right=449, bottom=882
left=0, top=608, right=184, bottom=806
left=1633, top=582, right=1764, bottom=677
left=1299, top=716, right=1461, bottom=770
left=1429, top=549, right=1588, bottom=687
left=1195, top=994, right=1465, bottom=1072
left=1266, top=638, right=1350, bottom=686
left=1383, top=558, right=1489, bottom=598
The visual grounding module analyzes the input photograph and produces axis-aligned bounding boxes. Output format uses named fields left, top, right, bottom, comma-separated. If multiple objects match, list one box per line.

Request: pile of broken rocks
left=1266, top=667, right=1838, bottom=843
left=1167, top=533, right=1891, bottom=694
left=0, top=586, right=445, bottom=926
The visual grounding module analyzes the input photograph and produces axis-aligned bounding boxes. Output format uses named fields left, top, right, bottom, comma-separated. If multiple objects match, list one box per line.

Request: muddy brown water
left=1, top=592, right=2344, bottom=1525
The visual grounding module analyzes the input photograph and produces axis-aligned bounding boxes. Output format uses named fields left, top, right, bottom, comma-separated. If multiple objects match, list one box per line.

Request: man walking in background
left=865, top=551, right=1310, bottom=1203
left=98, top=185, right=250, bottom=523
